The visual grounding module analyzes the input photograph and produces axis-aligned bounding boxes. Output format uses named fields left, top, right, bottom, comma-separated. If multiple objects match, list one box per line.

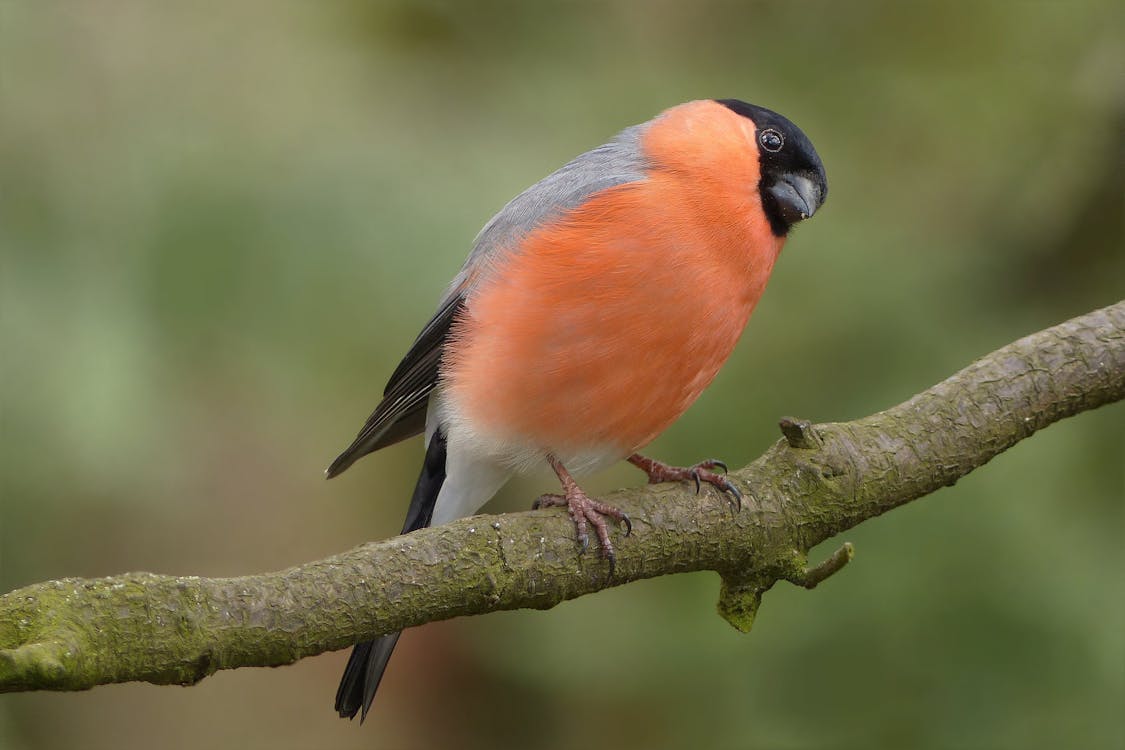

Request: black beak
left=766, top=172, right=825, bottom=225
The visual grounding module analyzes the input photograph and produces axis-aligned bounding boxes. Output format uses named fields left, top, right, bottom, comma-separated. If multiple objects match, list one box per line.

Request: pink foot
left=627, top=453, right=742, bottom=511
left=533, top=456, right=632, bottom=575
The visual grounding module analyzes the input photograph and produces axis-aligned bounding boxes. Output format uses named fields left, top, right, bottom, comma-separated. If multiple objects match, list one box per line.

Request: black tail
left=335, top=429, right=448, bottom=722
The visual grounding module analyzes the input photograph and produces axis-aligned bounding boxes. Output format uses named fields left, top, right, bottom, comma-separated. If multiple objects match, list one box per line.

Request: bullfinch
left=327, top=98, right=828, bottom=721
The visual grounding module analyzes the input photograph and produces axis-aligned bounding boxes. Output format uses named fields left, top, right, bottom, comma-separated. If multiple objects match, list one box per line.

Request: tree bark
left=2, top=301, right=1122, bottom=693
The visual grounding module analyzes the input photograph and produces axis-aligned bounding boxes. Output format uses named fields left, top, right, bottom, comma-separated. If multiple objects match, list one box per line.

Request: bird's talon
left=723, top=481, right=743, bottom=512
left=630, top=453, right=742, bottom=512
left=542, top=457, right=631, bottom=573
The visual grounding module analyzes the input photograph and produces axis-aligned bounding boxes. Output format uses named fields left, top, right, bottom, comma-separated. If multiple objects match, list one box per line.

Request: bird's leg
left=627, top=453, right=742, bottom=511
left=533, top=455, right=632, bottom=575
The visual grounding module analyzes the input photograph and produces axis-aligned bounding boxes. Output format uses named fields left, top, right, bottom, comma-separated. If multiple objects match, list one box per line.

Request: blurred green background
left=1, top=2, right=1122, bottom=748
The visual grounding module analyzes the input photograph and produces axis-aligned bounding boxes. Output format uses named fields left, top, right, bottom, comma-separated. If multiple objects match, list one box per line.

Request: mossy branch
left=2, top=301, right=1123, bottom=693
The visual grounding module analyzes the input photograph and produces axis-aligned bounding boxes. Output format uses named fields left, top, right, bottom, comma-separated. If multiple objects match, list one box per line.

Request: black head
left=717, top=99, right=828, bottom=237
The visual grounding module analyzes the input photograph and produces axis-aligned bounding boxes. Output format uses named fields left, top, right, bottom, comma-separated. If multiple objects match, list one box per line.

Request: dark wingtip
left=324, top=457, right=348, bottom=480
left=325, top=443, right=363, bottom=479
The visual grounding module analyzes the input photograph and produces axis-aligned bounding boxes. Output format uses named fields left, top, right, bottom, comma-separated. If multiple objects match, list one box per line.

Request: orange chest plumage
left=443, top=108, right=785, bottom=460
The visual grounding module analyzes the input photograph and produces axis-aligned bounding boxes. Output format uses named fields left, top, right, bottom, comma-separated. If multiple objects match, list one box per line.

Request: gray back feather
left=444, top=122, right=650, bottom=304
left=327, top=122, right=651, bottom=476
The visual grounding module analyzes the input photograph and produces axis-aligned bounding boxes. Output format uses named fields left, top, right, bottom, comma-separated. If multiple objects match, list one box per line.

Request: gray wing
left=325, top=123, right=649, bottom=478
left=449, top=123, right=649, bottom=295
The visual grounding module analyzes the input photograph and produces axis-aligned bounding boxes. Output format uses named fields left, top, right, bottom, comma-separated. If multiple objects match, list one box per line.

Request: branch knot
left=779, top=417, right=823, bottom=449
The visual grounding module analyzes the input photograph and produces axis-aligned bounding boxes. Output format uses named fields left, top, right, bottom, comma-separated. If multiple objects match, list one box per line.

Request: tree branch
left=2, top=301, right=1123, bottom=693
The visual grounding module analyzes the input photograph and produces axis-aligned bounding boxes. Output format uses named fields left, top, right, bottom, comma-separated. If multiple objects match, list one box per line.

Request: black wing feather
left=325, top=295, right=464, bottom=478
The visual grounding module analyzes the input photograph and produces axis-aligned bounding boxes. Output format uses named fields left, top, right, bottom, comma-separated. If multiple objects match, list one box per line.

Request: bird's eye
left=759, top=129, right=784, bottom=153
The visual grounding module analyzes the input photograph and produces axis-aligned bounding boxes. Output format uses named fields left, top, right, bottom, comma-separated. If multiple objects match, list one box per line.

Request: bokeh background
left=2, top=2, right=1122, bottom=748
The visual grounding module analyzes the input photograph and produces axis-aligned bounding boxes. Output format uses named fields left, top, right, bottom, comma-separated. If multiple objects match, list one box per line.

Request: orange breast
left=442, top=101, right=785, bottom=461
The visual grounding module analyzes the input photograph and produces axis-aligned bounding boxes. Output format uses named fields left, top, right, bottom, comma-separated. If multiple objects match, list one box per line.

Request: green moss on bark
left=2, top=301, right=1122, bottom=693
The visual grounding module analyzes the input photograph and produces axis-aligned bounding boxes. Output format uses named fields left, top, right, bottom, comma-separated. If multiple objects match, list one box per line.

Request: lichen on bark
left=2, top=301, right=1122, bottom=694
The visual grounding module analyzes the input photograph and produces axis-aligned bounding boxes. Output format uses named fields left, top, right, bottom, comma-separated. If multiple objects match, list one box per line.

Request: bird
left=327, top=98, right=827, bottom=721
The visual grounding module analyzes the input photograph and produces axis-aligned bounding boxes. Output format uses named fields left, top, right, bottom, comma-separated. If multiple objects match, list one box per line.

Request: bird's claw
left=533, top=490, right=629, bottom=574
left=630, top=454, right=742, bottom=513
left=718, top=478, right=742, bottom=512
